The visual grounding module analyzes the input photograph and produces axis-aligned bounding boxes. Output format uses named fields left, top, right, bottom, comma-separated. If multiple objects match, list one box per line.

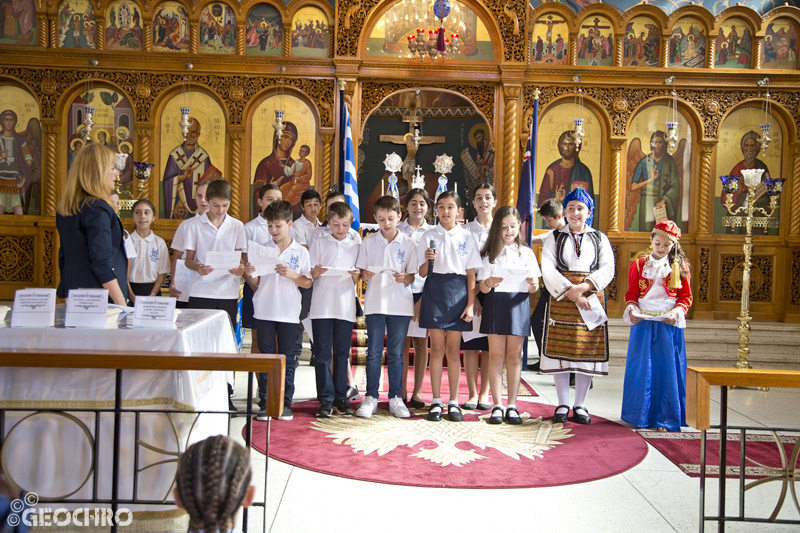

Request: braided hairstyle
left=175, top=436, right=252, bottom=532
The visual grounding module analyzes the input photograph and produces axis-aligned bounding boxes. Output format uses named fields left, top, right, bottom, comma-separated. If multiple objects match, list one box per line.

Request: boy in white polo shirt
left=243, top=184, right=283, bottom=353
left=290, top=188, right=321, bottom=246
left=247, top=200, right=312, bottom=422
left=183, top=179, right=245, bottom=329
left=308, top=191, right=362, bottom=248
left=309, top=201, right=361, bottom=418
left=355, top=196, right=417, bottom=419
left=169, top=180, right=210, bottom=308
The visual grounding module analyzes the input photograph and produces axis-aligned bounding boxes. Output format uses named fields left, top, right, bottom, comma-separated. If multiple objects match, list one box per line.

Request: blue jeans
left=255, top=319, right=298, bottom=408
left=365, top=314, right=411, bottom=400
left=312, top=318, right=353, bottom=403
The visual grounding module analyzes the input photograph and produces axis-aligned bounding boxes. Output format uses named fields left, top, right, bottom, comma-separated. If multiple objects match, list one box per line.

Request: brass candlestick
left=719, top=169, right=784, bottom=379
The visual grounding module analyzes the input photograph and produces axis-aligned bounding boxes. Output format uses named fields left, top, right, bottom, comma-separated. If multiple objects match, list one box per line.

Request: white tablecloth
left=0, top=308, right=235, bottom=520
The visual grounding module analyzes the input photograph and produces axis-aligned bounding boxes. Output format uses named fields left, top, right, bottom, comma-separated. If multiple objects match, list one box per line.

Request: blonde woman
left=56, top=143, right=128, bottom=305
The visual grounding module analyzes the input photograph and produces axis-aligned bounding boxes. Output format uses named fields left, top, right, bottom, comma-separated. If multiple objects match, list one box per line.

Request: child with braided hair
left=174, top=436, right=255, bottom=533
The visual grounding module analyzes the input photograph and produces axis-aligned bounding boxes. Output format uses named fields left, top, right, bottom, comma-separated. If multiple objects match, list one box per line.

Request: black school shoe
left=488, top=406, right=504, bottom=425
left=333, top=400, right=354, bottom=415
left=572, top=406, right=591, bottom=425
left=447, top=404, right=463, bottom=422
left=427, top=403, right=443, bottom=421
left=316, top=401, right=333, bottom=418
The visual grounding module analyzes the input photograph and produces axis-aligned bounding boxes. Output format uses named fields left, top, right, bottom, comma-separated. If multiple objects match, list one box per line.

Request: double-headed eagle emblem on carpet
left=311, top=409, right=574, bottom=467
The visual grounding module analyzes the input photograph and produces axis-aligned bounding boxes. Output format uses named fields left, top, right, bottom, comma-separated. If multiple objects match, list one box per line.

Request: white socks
left=574, top=374, right=593, bottom=406
left=553, top=373, right=571, bottom=406
left=554, top=372, right=593, bottom=410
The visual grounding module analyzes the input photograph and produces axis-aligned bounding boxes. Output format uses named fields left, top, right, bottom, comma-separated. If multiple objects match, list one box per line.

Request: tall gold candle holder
left=719, top=169, right=784, bottom=376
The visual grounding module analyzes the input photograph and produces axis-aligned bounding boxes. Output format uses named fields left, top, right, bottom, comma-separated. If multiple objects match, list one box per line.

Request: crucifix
left=379, top=96, right=445, bottom=189
left=535, top=15, right=566, bottom=54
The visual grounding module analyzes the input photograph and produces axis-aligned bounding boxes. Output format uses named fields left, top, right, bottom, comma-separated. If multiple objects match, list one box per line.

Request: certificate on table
left=579, top=294, right=608, bottom=331
left=495, top=268, right=531, bottom=293
left=204, top=251, right=242, bottom=277
left=65, top=289, right=110, bottom=328
left=248, top=241, right=281, bottom=277
left=11, top=288, right=56, bottom=327
left=133, top=296, right=177, bottom=329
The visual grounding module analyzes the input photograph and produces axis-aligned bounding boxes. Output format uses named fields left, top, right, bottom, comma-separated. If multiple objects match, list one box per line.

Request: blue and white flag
left=516, top=94, right=538, bottom=245
left=340, top=88, right=360, bottom=230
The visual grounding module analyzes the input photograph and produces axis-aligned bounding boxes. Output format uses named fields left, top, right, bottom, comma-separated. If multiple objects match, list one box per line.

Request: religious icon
left=623, top=16, right=660, bottom=67
left=291, top=6, right=329, bottom=58
left=625, top=104, right=693, bottom=233
left=531, top=14, right=568, bottom=65
left=668, top=17, right=706, bottom=68
left=538, top=130, right=594, bottom=210
left=58, top=0, right=96, bottom=49
left=575, top=16, right=613, bottom=67
left=460, top=123, right=494, bottom=190
left=105, top=0, right=143, bottom=51
left=0, top=0, right=36, bottom=45
left=245, top=4, right=282, bottom=56
left=714, top=18, right=752, bottom=68
left=760, top=18, right=798, bottom=70
left=152, top=1, right=189, bottom=52
left=0, top=107, right=41, bottom=215
left=199, top=3, right=236, bottom=54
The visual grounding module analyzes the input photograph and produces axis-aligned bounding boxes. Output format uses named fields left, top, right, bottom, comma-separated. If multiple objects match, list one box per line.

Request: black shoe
left=333, top=400, right=354, bottom=415
left=346, top=385, right=361, bottom=402
left=278, top=406, right=293, bottom=421
left=228, top=397, right=239, bottom=418
left=255, top=406, right=268, bottom=421
left=505, top=407, right=523, bottom=425
left=572, top=405, right=591, bottom=425
left=316, top=401, right=333, bottom=418
left=553, top=405, right=570, bottom=424
left=408, top=398, right=425, bottom=409
left=460, top=402, right=477, bottom=410
left=476, top=402, right=492, bottom=411
left=527, top=361, right=541, bottom=371
left=426, top=403, right=443, bottom=421
left=447, top=404, right=463, bottom=422
left=487, top=406, right=504, bottom=425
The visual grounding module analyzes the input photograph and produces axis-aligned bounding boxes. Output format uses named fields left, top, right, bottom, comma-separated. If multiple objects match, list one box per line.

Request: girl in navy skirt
left=478, top=206, right=541, bottom=424
left=418, top=191, right=482, bottom=422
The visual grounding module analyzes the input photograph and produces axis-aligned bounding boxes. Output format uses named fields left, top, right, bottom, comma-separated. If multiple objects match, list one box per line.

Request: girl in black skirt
left=478, top=206, right=541, bottom=425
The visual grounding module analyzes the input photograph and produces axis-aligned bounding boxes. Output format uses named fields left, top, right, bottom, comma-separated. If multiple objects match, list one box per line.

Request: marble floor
left=228, top=343, right=800, bottom=533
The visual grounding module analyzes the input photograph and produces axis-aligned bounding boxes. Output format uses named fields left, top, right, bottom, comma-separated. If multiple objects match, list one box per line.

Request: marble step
left=605, top=318, right=800, bottom=369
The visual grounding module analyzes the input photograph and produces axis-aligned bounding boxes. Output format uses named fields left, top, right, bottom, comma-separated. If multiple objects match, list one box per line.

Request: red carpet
left=248, top=402, right=646, bottom=489
left=638, top=430, right=799, bottom=479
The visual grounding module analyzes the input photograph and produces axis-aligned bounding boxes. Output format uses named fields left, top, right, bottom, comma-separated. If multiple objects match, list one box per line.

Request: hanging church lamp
left=433, top=0, right=450, bottom=52
left=180, top=73, right=192, bottom=141
left=757, top=78, right=772, bottom=154
left=82, top=67, right=95, bottom=143
left=274, top=67, right=287, bottom=139
left=665, top=76, right=679, bottom=155
left=572, top=75, right=585, bottom=149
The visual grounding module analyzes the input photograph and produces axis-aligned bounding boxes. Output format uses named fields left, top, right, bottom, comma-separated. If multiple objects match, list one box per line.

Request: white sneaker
left=355, top=395, right=379, bottom=418
left=389, top=397, right=411, bottom=419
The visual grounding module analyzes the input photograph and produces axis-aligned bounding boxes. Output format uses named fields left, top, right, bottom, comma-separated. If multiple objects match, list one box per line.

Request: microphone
left=428, top=239, right=437, bottom=275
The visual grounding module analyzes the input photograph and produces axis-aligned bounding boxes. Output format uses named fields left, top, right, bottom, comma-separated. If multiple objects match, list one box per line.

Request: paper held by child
left=579, top=294, right=608, bottom=330
left=204, top=251, right=242, bottom=278
left=461, top=315, right=484, bottom=341
left=366, top=265, right=401, bottom=275
left=494, top=268, right=531, bottom=293
left=172, top=259, right=194, bottom=296
left=320, top=266, right=358, bottom=277
left=247, top=240, right=281, bottom=276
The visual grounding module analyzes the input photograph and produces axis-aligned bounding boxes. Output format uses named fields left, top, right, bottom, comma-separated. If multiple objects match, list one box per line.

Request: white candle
left=382, top=179, right=385, bottom=196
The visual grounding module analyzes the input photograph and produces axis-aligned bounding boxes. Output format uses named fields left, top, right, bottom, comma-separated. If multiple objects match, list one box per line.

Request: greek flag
left=340, top=89, right=360, bottom=230
left=517, top=95, right=538, bottom=245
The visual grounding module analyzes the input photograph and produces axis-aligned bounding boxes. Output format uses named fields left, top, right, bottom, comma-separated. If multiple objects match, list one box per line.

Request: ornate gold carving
left=228, top=85, right=244, bottom=102
left=135, top=84, right=151, bottom=99
left=607, top=245, right=619, bottom=301
left=612, top=98, right=628, bottom=114
left=502, top=88, right=518, bottom=206
left=698, top=143, right=715, bottom=234
left=43, top=122, right=58, bottom=216
left=720, top=254, right=773, bottom=303
left=95, top=17, right=105, bottom=50
left=321, top=132, right=334, bottom=201
left=704, top=100, right=719, bottom=116
left=37, top=14, right=48, bottom=48
left=190, top=25, right=198, bottom=54
left=144, top=19, right=152, bottom=52
left=360, top=82, right=495, bottom=130
left=484, top=0, right=527, bottom=62
left=792, top=251, right=800, bottom=306
left=790, top=144, right=800, bottom=237
left=698, top=248, right=710, bottom=303
left=236, top=25, right=245, bottom=55
left=336, top=0, right=381, bottom=57
left=503, top=85, right=520, bottom=99
left=40, top=79, right=57, bottom=95
left=0, top=235, right=35, bottom=282
left=283, top=23, right=291, bottom=57
left=229, top=130, right=243, bottom=219
left=43, top=229, right=55, bottom=287
left=608, top=140, right=624, bottom=233
left=48, top=15, right=56, bottom=48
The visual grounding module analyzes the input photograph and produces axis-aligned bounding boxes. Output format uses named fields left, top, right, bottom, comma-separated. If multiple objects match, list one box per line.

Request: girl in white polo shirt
left=418, top=190, right=482, bottom=422
left=128, top=198, right=170, bottom=300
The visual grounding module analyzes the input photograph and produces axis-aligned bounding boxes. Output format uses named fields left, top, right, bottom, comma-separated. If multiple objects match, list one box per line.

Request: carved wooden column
left=789, top=143, right=800, bottom=237
left=95, top=17, right=105, bottom=50
left=283, top=23, right=291, bottom=56
left=144, top=19, right=152, bottom=51
left=707, top=35, right=715, bottom=68
left=753, top=38, right=762, bottom=69
left=321, top=131, right=334, bottom=201
left=501, top=84, right=521, bottom=207
left=190, top=21, right=199, bottom=53
left=236, top=23, right=245, bottom=55
left=661, top=33, right=669, bottom=67
left=608, top=138, right=625, bottom=233
left=229, top=128, right=244, bottom=219
left=569, top=33, right=577, bottom=65
left=37, top=13, right=48, bottom=47
left=697, top=141, right=716, bottom=235
left=615, top=33, right=624, bottom=66
left=42, top=121, right=59, bottom=216
left=48, top=15, right=57, bottom=48
left=135, top=125, right=153, bottom=198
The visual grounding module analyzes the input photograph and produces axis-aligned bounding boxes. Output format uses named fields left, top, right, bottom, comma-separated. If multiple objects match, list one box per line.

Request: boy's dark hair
left=206, top=179, right=232, bottom=201
left=300, top=188, right=321, bottom=206
left=327, top=191, right=346, bottom=204
left=374, top=195, right=401, bottom=214
left=327, top=201, right=353, bottom=221
left=257, top=183, right=280, bottom=200
left=436, top=190, right=461, bottom=208
left=264, top=200, right=293, bottom=223
left=538, top=198, right=563, bottom=219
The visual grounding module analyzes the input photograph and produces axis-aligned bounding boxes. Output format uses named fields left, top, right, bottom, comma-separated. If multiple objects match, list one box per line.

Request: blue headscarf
left=562, top=188, right=594, bottom=228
